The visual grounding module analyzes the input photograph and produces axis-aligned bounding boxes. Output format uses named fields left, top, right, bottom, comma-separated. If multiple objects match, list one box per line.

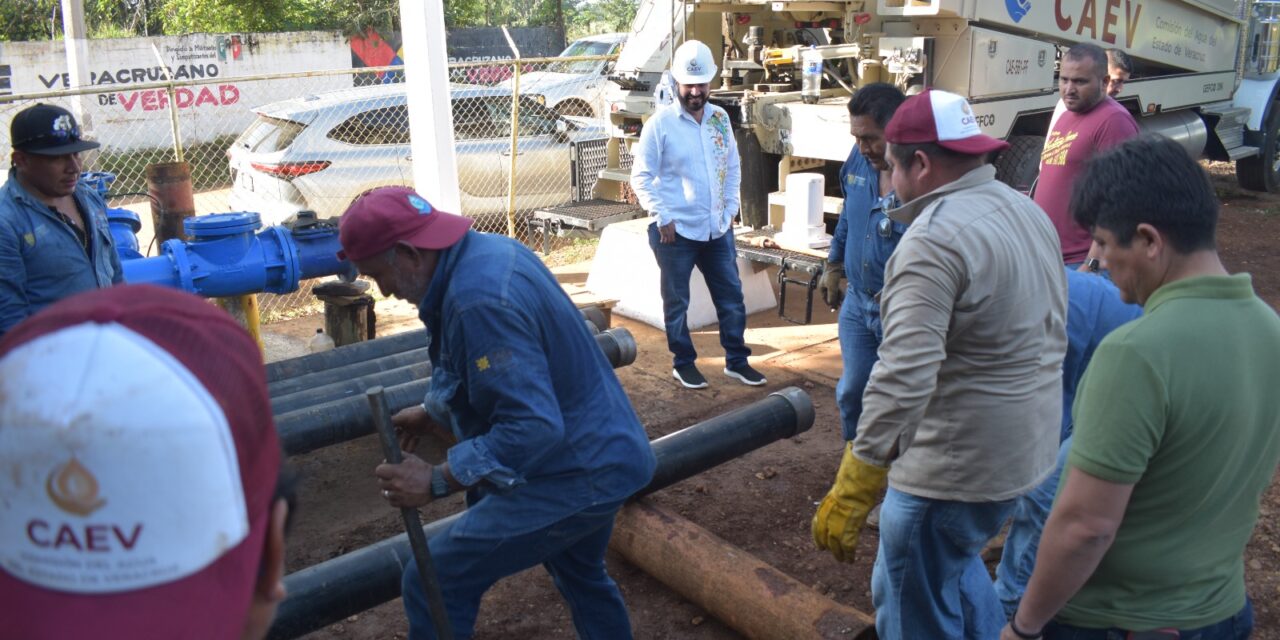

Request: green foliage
left=0, top=0, right=60, bottom=42
left=0, top=0, right=631, bottom=41
left=92, top=134, right=238, bottom=197
left=566, top=0, right=636, bottom=40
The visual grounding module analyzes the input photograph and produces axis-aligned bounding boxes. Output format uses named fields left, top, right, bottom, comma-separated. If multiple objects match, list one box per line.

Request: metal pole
left=367, top=387, right=455, bottom=640
left=505, top=60, right=521, bottom=238
left=267, top=387, right=815, bottom=639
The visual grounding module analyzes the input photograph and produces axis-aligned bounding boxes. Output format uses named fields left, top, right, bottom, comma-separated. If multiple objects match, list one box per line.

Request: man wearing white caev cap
left=631, top=40, right=766, bottom=390
left=811, top=89, right=1067, bottom=639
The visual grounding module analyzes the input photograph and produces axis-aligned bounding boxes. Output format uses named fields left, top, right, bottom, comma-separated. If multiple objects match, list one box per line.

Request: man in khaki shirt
left=812, top=89, right=1067, bottom=640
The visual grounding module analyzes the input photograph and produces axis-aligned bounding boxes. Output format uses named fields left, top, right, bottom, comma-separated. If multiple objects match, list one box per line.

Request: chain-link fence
left=0, top=53, right=618, bottom=319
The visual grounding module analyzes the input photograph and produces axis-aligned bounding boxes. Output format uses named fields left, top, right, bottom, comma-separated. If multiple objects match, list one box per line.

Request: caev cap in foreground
left=0, top=284, right=282, bottom=639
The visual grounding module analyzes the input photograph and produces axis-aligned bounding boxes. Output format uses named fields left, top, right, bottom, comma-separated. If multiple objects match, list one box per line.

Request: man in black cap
left=0, top=103, right=121, bottom=336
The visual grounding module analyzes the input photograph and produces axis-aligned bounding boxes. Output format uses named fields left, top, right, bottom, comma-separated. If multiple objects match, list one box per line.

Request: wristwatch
left=430, top=466, right=451, bottom=499
left=1084, top=257, right=1101, bottom=273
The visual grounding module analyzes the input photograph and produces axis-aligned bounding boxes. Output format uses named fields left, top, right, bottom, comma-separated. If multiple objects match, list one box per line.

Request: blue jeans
left=402, top=500, right=632, bottom=640
left=647, top=223, right=750, bottom=369
left=1043, top=599, right=1254, bottom=639
left=873, top=487, right=1016, bottom=640
left=835, top=288, right=883, bottom=441
left=995, top=436, right=1073, bottom=618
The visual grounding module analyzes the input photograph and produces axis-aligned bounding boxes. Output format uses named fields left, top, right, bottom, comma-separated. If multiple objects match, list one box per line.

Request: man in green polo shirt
left=1002, top=135, right=1280, bottom=640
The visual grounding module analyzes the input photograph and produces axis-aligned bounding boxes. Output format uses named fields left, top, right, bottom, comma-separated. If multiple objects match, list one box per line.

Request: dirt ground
left=268, top=161, right=1280, bottom=639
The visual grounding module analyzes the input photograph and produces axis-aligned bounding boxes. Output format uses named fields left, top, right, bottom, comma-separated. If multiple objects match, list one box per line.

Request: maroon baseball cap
left=885, top=89, right=1009, bottom=155
left=337, top=186, right=473, bottom=261
left=0, top=285, right=282, bottom=639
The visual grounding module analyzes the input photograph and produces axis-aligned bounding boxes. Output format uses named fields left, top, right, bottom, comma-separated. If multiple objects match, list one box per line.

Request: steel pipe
left=265, top=330, right=428, bottom=382
left=265, top=306, right=610, bottom=383
left=270, top=362, right=431, bottom=415
left=268, top=348, right=430, bottom=398
left=268, top=387, right=814, bottom=639
left=276, top=328, right=638, bottom=456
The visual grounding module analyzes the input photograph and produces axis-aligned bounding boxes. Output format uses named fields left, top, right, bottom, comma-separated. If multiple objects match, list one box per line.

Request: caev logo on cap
left=46, top=457, right=106, bottom=517
left=687, top=59, right=703, bottom=74
left=407, top=194, right=433, bottom=215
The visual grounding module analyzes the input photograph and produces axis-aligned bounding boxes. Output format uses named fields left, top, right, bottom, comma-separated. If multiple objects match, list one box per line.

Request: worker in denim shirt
left=337, top=187, right=656, bottom=640
left=818, top=84, right=907, bottom=444
left=0, top=104, right=121, bottom=337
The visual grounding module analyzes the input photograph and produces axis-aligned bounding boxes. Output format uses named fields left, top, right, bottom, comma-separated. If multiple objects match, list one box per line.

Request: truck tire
left=994, top=135, right=1045, bottom=195
left=1236, top=102, right=1279, bottom=192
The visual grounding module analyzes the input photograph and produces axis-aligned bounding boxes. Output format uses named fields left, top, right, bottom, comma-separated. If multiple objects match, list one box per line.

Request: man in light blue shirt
left=632, top=40, right=765, bottom=390
left=0, top=104, right=122, bottom=337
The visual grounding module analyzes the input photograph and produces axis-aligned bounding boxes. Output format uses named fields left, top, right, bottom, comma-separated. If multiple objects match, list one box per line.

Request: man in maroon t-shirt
left=1034, top=43, right=1139, bottom=269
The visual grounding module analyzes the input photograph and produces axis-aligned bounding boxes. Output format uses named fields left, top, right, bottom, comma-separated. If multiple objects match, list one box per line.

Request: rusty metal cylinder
left=610, top=500, right=875, bottom=640
left=145, top=161, right=196, bottom=243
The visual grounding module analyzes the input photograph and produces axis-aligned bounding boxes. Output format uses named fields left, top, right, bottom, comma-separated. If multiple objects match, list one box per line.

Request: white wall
left=0, top=31, right=353, bottom=154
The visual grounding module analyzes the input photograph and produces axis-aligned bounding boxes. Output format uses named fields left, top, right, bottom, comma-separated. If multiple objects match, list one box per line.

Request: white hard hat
left=671, top=40, right=718, bottom=85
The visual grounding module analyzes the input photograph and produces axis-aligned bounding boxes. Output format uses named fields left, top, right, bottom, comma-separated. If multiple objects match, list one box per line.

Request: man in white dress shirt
left=632, top=39, right=766, bottom=390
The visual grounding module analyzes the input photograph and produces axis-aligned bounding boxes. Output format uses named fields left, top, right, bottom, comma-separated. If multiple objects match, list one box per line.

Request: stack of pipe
left=266, top=308, right=633, bottom=456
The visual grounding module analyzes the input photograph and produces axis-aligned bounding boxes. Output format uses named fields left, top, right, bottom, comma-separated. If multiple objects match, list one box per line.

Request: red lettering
left=113, top=524, right=143, bottom=550
left=194, top=87, right=218, bottom=107
left=219, top=84, right=240, bottom=105
left=119, top=92, right=140, bottom=111
left=1102, top=0, right=1120, bottom=44
left=85, top=524, right=109, bottom=552
left=1125, top=0, right=1142, bottom=49
left=1055, top=0, right=1073, bottom=31
left=54, top=524, right=82, bottom=550
left=26, top=520, right=50, bottom=546
left=176, top=87, right=194, bottom=108
left=1076, top=0, right=1098, bottom=39
left=141, top=91, right=160, bottom=111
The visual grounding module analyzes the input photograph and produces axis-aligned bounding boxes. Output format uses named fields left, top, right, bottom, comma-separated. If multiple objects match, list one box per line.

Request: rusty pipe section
left=267, top=387, right=815, bottom=639
left=611, top=500, right=875, bottom=639
left=275, top=327, right=637, bottom=456
left=145, top=161, right=195, bottom=244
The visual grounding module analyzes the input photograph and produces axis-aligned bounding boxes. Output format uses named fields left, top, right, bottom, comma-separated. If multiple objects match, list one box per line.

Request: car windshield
left=452, top=96, right=562, bottom=140
left=547, top=39, right=618, bottom=74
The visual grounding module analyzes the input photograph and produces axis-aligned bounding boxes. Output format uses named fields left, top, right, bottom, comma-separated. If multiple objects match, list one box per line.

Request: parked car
left=500, top=33, right=626, bottom=119
left=226, top=83, right=608, bottom=226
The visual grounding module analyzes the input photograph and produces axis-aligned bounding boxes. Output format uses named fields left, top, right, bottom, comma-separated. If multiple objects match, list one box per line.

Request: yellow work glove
left=819, top=261, right=845, bottom=310
left=812, top=443, right=889, bottom=563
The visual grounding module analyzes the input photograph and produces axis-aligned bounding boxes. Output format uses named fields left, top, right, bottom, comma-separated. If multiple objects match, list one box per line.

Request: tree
left=0, top=0, right=61, bottom=42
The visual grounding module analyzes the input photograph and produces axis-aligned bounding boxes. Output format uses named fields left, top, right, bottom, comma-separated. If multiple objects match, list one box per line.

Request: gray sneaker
left=673, top=364, right=709, bottom=389
left=724, top=363, right=766, bottom=386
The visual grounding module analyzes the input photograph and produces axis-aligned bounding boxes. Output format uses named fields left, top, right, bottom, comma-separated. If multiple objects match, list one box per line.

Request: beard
left=678, top=91, right=706, bottom=112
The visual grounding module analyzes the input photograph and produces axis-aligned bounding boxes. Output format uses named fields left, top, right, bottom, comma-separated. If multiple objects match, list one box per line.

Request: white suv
left=226, top=83, right=607, bottom=225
